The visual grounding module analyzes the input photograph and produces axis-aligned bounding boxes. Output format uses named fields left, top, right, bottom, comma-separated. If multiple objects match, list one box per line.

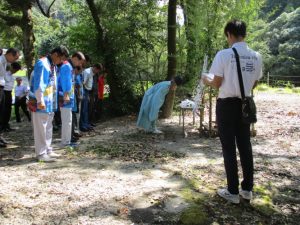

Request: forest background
left=0, top=0, right=299, bottom=116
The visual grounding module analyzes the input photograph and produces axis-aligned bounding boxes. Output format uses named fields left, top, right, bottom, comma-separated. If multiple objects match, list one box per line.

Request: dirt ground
left=0, top=92, right=299, bottom=225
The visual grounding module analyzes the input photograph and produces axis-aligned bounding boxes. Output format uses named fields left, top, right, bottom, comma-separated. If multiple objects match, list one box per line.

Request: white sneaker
left=239, top=189, right=253, bottom=200
left=48, top=151, right=61, bottom=158
left=37, top=154, right=55, bottom=162
left=217, top=188, right=240, bottom=204
left=153, top=129, right=163, bottom=134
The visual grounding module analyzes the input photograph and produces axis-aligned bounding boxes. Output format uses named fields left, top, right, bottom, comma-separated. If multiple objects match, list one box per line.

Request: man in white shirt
left=79, top=63, right=101, bottom=131
left=14, top=77, right=31, bottom=123
left=203, top=20, right=263, bottom=204
left=2, top=62, right=22, bottom=131
left=0, top=48, right=20, bottom=147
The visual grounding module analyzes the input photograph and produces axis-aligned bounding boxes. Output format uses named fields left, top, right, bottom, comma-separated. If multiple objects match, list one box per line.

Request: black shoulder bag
left=232, top=48, right=257, bottom=124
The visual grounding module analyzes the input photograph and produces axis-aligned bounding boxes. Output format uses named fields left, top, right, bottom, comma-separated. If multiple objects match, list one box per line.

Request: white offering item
left=180, top=99, right=196, bottom=108
left=202, top=72, right=214, bottom=81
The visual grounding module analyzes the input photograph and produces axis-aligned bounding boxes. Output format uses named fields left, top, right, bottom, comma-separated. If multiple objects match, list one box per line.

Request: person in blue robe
left=137, top=76, right=183, bottom=133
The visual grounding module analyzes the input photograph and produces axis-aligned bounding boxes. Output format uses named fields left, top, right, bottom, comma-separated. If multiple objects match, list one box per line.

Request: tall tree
left=85, top=0, right=136, bottom=115
left=0, top=0, right=56, bottom=76
left=161, top=0, right=177, bottom=118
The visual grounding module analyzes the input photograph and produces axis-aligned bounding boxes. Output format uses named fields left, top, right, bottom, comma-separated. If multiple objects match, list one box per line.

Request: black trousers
left=71, top=111, right=77, bottom=138
left=216, top=98, right=254, bottom=194
left=88, top=90, right=96, bottom=122
left=54, top=108, right=61, bottom=127
left=0, top=86, right=5, bottom=128
left=15, top=96, right=31, bottom=122
left=3, top=90, right=12, bottom=128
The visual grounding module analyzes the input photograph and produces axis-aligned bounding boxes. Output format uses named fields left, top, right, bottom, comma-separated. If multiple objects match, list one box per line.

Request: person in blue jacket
left=58, top=52, right=85, bottom=147
left=30, top=46, right=69, bottom=162
left=137, top=76, right=183, bottom=134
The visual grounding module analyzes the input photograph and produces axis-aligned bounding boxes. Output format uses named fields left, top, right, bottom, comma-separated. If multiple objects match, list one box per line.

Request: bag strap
left=232, top=47, right=245, bottom=99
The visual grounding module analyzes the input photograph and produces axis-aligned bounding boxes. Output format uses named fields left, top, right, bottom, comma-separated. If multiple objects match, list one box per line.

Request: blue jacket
left=57, top=60, right=74, bottom=108
left=30, top=56, right=57, bottom=113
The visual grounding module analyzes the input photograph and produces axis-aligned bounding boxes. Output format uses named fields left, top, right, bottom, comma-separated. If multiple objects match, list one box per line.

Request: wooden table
left=179, top=107, right=201, bottom=137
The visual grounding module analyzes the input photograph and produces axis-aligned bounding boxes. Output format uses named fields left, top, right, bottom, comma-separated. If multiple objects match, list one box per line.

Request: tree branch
left=85, top=0, right=106, bottom=51
left=0, top=12, right=22, bottom=26
left=47, top=0, right=56, bottom=17
left=36, top=0, right=56, bottom=17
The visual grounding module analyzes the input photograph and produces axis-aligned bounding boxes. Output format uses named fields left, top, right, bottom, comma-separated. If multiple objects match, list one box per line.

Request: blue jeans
left=79, top=90, right=90, bottom=129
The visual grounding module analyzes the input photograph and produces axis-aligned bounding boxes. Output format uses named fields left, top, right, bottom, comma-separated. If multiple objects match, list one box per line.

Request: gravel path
left=0, top=92, right=299, bottom=225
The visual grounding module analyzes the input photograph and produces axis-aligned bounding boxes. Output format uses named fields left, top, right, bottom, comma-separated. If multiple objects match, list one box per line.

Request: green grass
left=255, top=83, right=300, bottom=95
left=14, top=69, right=27, bottom=77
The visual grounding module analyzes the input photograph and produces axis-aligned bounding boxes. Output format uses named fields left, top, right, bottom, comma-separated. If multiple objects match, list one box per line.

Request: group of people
left=137, top=19, right=263, bottom=203
left=0, top=46, right=107, bottom=162
left=0, top=48, right=30, bottom=147
left=1, top=19, right=262, bottom=204
left=30, top=46, right=107, bottom=162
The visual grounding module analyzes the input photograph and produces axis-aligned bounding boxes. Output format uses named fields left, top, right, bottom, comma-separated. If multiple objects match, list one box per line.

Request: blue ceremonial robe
left=137, top=81, right=171, bottom=131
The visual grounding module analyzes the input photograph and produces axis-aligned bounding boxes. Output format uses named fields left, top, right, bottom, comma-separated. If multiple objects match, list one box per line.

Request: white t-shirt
left=4, top=71, right=15, bottom=91
left=209, top=42, right=263, bottom=99
left=15, top=84, right=29, bottom=98
left=0, top=55, right=8, bottom=86
left=83, top=67, right=94, bottom=91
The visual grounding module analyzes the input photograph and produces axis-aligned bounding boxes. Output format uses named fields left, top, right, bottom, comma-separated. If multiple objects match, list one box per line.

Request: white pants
left=60, top=107, right=72, bottom=145
left=32, top=112, right=54, bottom=157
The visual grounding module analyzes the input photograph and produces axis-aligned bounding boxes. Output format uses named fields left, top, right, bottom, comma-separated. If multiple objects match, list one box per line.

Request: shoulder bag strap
left=232, top=47, right=245, bottom=99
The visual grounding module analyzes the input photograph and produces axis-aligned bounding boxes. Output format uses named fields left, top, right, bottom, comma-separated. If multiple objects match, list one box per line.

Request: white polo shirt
left=4, top=71, right=15, bottom=91
left=15, top=84, right=29, bottom=98
left=209, top=42, right=263, bottom=99
left=0, top=55, right=8, bottom=86
left=83, top=67, right=94, bottom=91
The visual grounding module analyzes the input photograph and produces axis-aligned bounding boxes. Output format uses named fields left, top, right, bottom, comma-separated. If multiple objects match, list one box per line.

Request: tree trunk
left=0, top=0, right=40, bottom=78
left=21, top=2, right=35, bottom=78
left=161, top=0, right=177, bottom=118
left=86, top=0, right=136, bottom=115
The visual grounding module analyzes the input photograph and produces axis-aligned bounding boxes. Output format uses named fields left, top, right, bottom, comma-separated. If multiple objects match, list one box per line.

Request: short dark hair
left=93, top=63, right=103, bottom=70
left=50, top=46, right=69, bottom=57
left=6, top=48, right=20, bottom=56
left=11, top=62, right=21, bottom=71
left=224, top=19, right=247, bottom=38
left=84, top=54, right=90, bottom=63
left=72, top=51, right=85, bottom=61
left=173, top=76, right=184, bottom=86
left=60, top=45, right=69, bottom=57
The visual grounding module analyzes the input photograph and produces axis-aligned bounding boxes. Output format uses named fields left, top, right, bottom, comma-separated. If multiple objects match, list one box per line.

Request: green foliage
left=252, top=184, right=279, bottom=216
left=0, top=1, right=23, bottom=49
left=255, top=83, right=300, bottom=94
left=261, top=0, right=300, bottom=21
left=181, top=0, right=263, bottom=92
left=1, top=0, right=298, bottom=115
left=261, top=8, right=300, bottom=77
left=256, top=83, right=270, bottom=91
left=0, top=23, right=22, bottom=49
left=179, top=205, right=209, bottom=225
left=292, top=87, right=300, bottom=93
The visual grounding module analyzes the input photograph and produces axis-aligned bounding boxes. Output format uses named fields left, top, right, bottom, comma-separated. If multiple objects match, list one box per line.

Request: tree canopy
left=0, top=0, right=299, bottom=114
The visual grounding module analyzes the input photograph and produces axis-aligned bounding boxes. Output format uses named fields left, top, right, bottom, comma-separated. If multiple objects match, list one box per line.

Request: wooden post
left=209, top=86, right=212, bottom=137
left=199, top=93, right=205, bottom=136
